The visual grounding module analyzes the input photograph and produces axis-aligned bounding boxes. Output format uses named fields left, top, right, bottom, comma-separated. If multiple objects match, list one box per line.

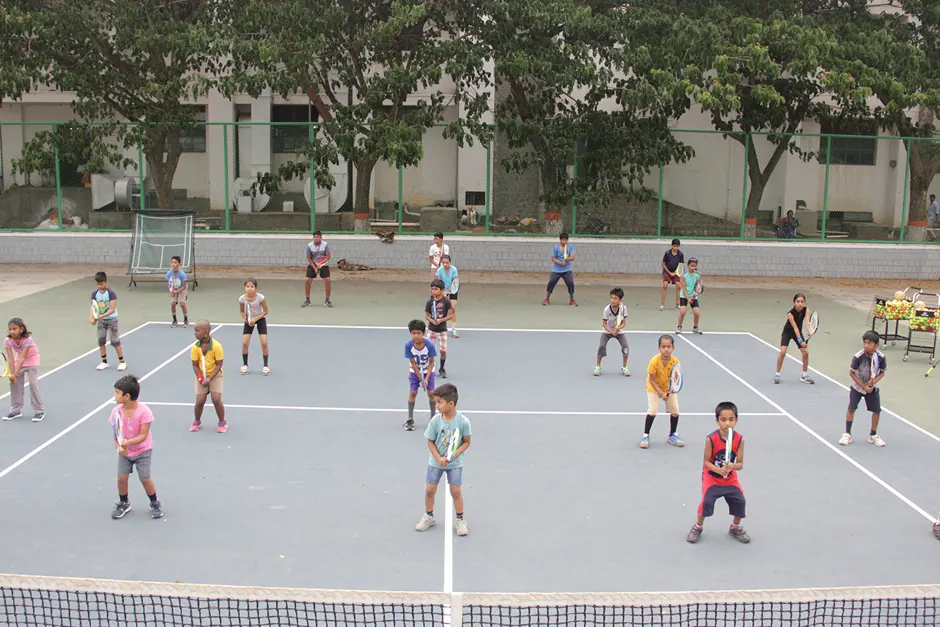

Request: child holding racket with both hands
left=403, top=320, right=438, bottom=431
left=774, top=293, right=816, bottom=385
left=303, top=230, right=333, bottom=308
left=426, top=280, right=453, bottom=378
left=641, top=335, right=683, bottom=448
left=166, top=255, right=189, bottom=328
left=435, top=255, right=460, bottom=338
left=840, top=330, right=887, bottom=447
left=110, top=375, right=163, bottom=520
left=594, top=288, right=630, bottom=376
left=238, top=279, right=270, bottom=375
left=676, top=258, right=703, bottom=335
left=686, top=401, right=749, bottom=544
left=90, top=272, right=127, bottom=372
left=415, top=383, right=471, bottom=537
left=190, top=320, right=227, bottom=433
left=4, top=318, right=44, bottom=422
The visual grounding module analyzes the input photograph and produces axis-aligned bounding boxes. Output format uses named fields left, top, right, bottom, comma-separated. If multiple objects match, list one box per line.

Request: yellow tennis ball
left=914, top=301, right=927, bottom=310
left=894, top=291, right=906, bottom=301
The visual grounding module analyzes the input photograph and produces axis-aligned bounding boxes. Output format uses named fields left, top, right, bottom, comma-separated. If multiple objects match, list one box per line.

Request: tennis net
left=1, top=574, right=938, bottom=626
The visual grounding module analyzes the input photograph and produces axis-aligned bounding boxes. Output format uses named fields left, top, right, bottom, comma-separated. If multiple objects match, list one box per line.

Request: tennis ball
left=915, top=301, right=927, bottom=310
left=894, top=291, right=906, bottom=301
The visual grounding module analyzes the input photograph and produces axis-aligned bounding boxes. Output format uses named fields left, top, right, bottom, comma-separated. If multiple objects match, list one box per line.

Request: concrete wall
left=1, top=232, right=937, bottom=280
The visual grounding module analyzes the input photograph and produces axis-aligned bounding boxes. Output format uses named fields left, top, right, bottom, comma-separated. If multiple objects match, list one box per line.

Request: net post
left=138, top=135, right=146, bottom=212
left=53, top=123, right=63, bottom=229
left=450, top=591, right=463, bottom=627
left=485, top=134, right=492, bottom=235
left=223, top=122, right=231, bottom=232
left=820, top=135, right=831, bottom=240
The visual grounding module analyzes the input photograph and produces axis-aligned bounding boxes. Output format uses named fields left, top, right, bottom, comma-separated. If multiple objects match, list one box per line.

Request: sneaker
left=440, top=368, right=448, bottom=379
left=111, top=501, right=131, bottom=519
left=675, top=304, right=680, bottom=310
left=667, top=433, right=685, bottom=447
left=455, top=518, right=469, bottom=536
left=184, top=319, right=190, bottom=328
left=801, top=374, right=815, bottom=384
left=933, top=520, right=940, bottom=540
left=189, top=420, right=201, bottom=432
left=838, top=433, right=852, bottom=446
left=729, top=526, right=751, bottom=543
left=415, top=513, right=435, bottom=532
left=542, top=298, right=550, bottom=306
left=240, top=365, right=249, bottom=375
left=451, top=330, right=459, bottom=338
left=773, top=374, right=781, bottom=384
left=594, top=365, right=602, bottom=376
left=659, top=304, right=664, bottom=311
left=96, top=362, right=109, bottom=371
left=639, top=434, right=650, bottom=449
left=149, top=500, right=164, bottom=519
left=31, top=412, right=44, bottom=422
left=622, top=367, right=630, bottom=376
left=569, top=299, right=578, bottom=307
left=676, top=326, right=682, bottom=334
left=3, top=411, right=22, bottom=421
left=117, top=362, right=127, bottom=371
left=217, top=421, right=228, bottom=433
left=302, top=299, right=312, bottom=307
left=170, top=320, right=178, bottom=328
left=403, top=419, right=415, bottom=431
left=868, top=434, right=886, bottom=447
left=262, top=366, right=271, bottom=376
left=693, top=327, right=702, bottom=335
left=686, top=525, right=703, bottom=544
left=325, top=299, right=333, bottom=308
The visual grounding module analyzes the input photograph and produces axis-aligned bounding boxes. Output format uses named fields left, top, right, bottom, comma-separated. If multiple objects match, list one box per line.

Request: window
left=819, top=120, right=878, bottom=166
left=168, top=106, right=206, bottom=153
left=273, top=104, right=317, bottom=153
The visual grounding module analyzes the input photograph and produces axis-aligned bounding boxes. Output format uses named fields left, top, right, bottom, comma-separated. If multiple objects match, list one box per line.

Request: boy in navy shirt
left=661, top=239, right=684, bottom=311
left=403, top=320, right=438, bottom=431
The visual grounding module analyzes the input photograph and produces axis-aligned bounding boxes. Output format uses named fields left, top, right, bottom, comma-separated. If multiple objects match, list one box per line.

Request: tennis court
left=0, top=321, right=937, bottom=607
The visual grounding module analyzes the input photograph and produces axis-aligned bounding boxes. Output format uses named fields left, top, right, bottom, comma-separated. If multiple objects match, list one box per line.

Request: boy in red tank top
left=686, top=401, right=750, bottom=544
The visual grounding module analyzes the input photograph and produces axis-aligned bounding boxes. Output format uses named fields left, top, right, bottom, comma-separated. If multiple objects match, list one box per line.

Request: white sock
left=775, top=372, right=780, bottom=376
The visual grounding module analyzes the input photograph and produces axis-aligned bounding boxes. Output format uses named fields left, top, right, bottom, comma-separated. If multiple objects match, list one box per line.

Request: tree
left=3, top=0, right=217, bottom=209
left=217, top=0, right=488, bottom=230
left=825, top=0, right=940, bottom=240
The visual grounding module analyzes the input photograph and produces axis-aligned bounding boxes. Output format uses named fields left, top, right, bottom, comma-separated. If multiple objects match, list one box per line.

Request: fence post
left=138, top=136, right=146, bottom=212
left=571, top=142, right=578, bottom=236
left=485, top=135, right=492, bottom=235
left=739, top=133, right=749, bottom=240
left=309, top=123, right=316, bottom=232
left=900, top=138, right=910, bottom=243
left=820, top=135, right=832, bottom=240
left=223, top=123, right=231, bottom=232
left=397, top=166, right=404, bottom=233
left=53, top=123, right=63, bottom=229
left=656, top=152, right=664, bottom=238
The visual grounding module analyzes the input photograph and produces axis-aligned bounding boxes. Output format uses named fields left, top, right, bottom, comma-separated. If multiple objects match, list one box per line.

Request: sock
left=441, top=358, right=446, bottom=370
left=101, top=355, right=107, bottom=363
left=263, top=355, right=269, bottom=367
left=242, top=353, right=249, bottom=366
left=643, top=414, right=655, bottom=434
left=670, top=415, right=679, bottom=436
left=731, top=523, right=741, bottom=529
left=426, top=510, right=433, bottom=517
left=870, top=429, right=877, bottom=436
left=775, top=371, right=780, bottom=376
left=119, top=494, right=128, bottom=503
left=429, top=400, right=436, bottom=415
left=693, top=523, right=703, bottom=530
left=846, top=421, right=853, bottom=434
left=184, top=315, right=188, bottom=322
left=456, top=513, right=464, bottom=520
left=802, top=370, right=808, bottom=376
left=408, top=402, right=415, bottom=419
left=118, top=357, right=125, bottom=364
left=172, top=314, right=177, bottom=322
left=148, top=493, right=158, bottom=503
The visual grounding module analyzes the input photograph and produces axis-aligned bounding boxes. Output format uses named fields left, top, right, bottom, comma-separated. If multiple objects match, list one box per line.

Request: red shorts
left=662, top=272, right=680, bottom=285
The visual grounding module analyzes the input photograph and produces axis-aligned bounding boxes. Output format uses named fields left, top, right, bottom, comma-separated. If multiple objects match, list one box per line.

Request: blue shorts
left=426, top=465, right=463, bottom=486
left=409, top=372, right=436, bottom=392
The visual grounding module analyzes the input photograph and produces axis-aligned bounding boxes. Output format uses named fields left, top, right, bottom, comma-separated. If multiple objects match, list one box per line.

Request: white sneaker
left=240, top=365, right=249, bottom=375
left=117, top=362, right=127, bottom=371
left=415, top=513, right=435, bottom=532
left=455, top=518, right=469, bottom=536
left=96, top=362, right=109, bottom=371
left=262, top=366, right=270, bottom=376
left=868, top=434, right=886, bottom=447
left=838, top=433, right=852, bottom=446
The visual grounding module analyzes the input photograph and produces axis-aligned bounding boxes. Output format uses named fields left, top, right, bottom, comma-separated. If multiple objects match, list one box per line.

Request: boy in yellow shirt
left=641, top=335, right=683, bottom=449
left=190, top=320, right=227, bottom=433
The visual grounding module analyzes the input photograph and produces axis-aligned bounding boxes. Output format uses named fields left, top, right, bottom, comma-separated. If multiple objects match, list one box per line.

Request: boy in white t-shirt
left=429, top=232, right=449, bottom=278
left=594, top=287, right=630, bottom=376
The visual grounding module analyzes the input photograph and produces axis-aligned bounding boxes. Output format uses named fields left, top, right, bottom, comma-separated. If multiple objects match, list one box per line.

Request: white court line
left=0, top=321, right=153, bottom=402
left=0, top=325, right=222, bottom=482
left=140, top=402, right=783, bottom=417
left=746, top=332, right=940, bottom=445
left=679, top=335, right=935, bottom=523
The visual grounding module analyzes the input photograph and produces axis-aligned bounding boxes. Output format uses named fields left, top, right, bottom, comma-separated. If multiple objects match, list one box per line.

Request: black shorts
left=848, top=388, right=881, bottom=414
left=242, top=318, right=268, bottom=336
left=679, top=297, right=699, bottom=308
left=780, top=331, right=802, bottom=347
left=305, top=265, right=331, bottom=279
left=447, top=292, right=458, bottom=301
left=699, top=483, right=746, bottom=519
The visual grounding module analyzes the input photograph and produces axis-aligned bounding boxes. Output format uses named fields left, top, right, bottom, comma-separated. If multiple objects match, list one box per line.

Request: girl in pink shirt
left=4, top=318, right=44, bottom=422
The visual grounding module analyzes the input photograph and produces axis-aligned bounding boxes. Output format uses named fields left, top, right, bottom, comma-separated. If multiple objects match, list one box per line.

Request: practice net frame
left=1, top=574, right=938, bottom=626
left=126, top=211, right=198, bottom=290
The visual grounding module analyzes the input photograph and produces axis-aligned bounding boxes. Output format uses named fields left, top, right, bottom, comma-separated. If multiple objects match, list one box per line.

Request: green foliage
left=11, top=124, right=134, bottom=186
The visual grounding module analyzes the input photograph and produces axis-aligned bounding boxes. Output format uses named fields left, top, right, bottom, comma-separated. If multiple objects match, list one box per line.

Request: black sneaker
left=111, top=501, right=132, bottom=519
left=150, top=500, right=164, bottom=519
left=301, top=299, right=312, bottom=308
left=439, top=368, right=448, bottom=379
left=325, top=299, right=333, bottom=308
left=170, top=320, right=178, bottom=328
left=403, top=419, right=415, bottom=431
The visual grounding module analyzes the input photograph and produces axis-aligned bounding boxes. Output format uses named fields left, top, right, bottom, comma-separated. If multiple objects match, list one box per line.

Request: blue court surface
left=0, top=323, right=937, bottom=595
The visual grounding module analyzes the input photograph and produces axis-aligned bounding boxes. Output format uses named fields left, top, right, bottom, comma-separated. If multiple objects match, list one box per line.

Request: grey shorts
left=426, top=465, right=463, bottom=486
left=97, top=318, right=121, bottom=347
left=598, top=332, right=629, bottom=358
left=118, top=449, right=152, bottom=479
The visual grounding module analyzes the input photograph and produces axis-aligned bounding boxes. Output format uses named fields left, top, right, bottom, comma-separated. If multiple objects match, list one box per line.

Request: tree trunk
left=903, top=136, right=940, bottom=241
left=353, top=155, right=378, bottom=232
left=744, top=176, right=766, bottom=239
left=144, top=130, right=183, bottom=210
left=540, top=159, right=569, bottom=234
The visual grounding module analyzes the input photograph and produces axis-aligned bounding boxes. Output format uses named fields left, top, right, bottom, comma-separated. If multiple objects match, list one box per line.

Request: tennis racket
left=562, top=244, right=568, bottom=261
left=195, top=342, right=207, bottom=384
left=111, top=406, right=125, bottom=451
left=927, top=359, right=937, bottom=378
left=91, top=299, right=101, bottom=321
left=445, top=427, right=461, bottom=462
left=870, top=352, right=879, bottom=387
left=675, top=262, right=684, bottom=278
left=432, top=300, right=439, bottom=323
left=450, top=276, right=460, bottom=295
left=693, top=277, right=704, bottom=298
left=667, top=363, right=683, bottom=395
left=1, top=352, right=10, bottom=379
left=243, top=300, right=253, bottom=326
left=168, top=278, right=175, bottom=293
left=315, top=255, right=328, bottom=270
left=616, top=308, right=624, bottom=332
left=806, top=310, right=819, bottom=340
left=725, top=427, right=734, bottom=468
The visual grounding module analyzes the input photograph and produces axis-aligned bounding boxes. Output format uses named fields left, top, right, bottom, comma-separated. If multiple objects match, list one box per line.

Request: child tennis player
left=4, top=318, right=44, bottom=421
left=594, top=288, right=630, bottom=376
left=90, top=272, right=127, bottom=372
left=426, top=280, right=453, bottom=378
left=839, top=330, right=887, bottom=447
left=303, top=230, right=333, bottom=308
left=429, top=232, right=449, bottom=279
left=110, top=375, right=163, bottom=520
left=686, top=401, right=749, bottom=544
left=238, top=279, right=270, bottom=375
left=166, top=255, right=189, bottom=328
left=415, top=383, right=471, bottom=537
left=190, top=320, right=227, bottom=433
left=435, top=255, right=460, bottom=338
left=641, top=335, right=683, bottom=448
left=677, top=258, right=703, bottom=335
left=403, top=319, right=438, bottom=431
left=774, top=293, right=815, bottom=385
left=543, top=233, right=576, bottom=306
left=660, top=239, right=684, bottom=311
